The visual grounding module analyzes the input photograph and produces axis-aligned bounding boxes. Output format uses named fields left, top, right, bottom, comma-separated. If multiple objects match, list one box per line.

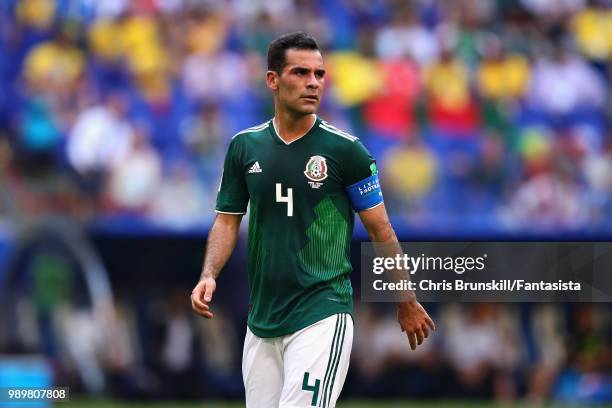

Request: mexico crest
left=304, top=155, right=328, bottom=182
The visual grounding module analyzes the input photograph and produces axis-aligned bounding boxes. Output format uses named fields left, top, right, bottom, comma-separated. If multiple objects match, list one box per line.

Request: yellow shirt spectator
left=424, top=58, right=470, bottom=110
left=120, top=15, right=168, bottom=76
left=477, top=54, right=530, bottom=101
left=186, top=12, right=228, bottom=55
left=16, top=0, right=55, bottom=30
left=326, top=51, right=383, bottom=107
left=572, top=8, right=612, bottom=61
left=24, top=40, right=84, bottom=87
left=89, top=19, right=123, bottom=61
left=385, top=143, right=438, bottom=198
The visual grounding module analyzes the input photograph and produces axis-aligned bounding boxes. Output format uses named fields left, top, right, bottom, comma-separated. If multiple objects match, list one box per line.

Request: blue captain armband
left=346, top=174, right=384, bottom=212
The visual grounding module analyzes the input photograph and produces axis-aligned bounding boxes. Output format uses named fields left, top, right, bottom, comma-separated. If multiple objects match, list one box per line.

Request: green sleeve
left=215, top=137, right=249, bottom=213
left=342, top=139, right=377, bottom=187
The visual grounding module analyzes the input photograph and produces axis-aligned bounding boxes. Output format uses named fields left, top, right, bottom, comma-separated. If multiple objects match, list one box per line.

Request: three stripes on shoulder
left=319, top=120, right=358, bottom=142
left=234, top=121, right=270, bottom=138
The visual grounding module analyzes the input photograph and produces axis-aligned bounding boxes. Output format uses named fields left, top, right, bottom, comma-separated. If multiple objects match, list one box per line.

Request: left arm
left=359, top=204, right=436, bottom=350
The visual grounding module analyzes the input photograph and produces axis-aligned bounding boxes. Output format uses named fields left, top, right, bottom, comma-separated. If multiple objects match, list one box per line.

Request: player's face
left=268, top=49, right=325, bottom=116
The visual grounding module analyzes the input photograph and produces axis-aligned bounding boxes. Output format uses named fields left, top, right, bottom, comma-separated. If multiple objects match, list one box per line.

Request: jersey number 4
left=276, top=183, right=293, bottom=217
left=302, top=372, right=320, bottom=406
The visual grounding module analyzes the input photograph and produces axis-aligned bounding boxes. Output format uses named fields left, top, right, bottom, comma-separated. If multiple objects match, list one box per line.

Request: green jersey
left=216, top=116, right=379, bottom=338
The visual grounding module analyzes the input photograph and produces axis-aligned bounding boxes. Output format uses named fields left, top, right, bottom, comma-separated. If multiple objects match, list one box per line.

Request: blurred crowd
left=4, top=264, right=612, bottom=403
left=1, top=227, right=611, bottom=404
left=351, top=302, right=612, bottom=403
left=0, top=0, right=610, bottom=234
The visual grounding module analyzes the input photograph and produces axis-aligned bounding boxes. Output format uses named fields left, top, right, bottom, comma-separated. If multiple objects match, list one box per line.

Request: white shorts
left=242, top=313, right=353, bottom=408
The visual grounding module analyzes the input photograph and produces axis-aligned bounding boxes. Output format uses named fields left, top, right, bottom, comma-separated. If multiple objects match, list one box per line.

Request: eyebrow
left=289, top=66, right=326, bottom=75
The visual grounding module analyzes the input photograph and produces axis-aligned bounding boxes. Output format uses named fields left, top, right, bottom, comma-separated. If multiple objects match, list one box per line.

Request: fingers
left=204, top=284, right=214, bottom=303
left=407, top=331, right=417, bottom=350
left=406, top=324, right=429, bottom=350
left=398, top=302, right=437, bottom=351
left=193, top=302, right=213, bottom=319
left=403, top=316, right=435, bottom=351
left=191, top=288, right=206, bottom=309
left=422, top=324, right=429, bottom=339
left=191, top=280, right=216, bottom=319
left=425, top=316, right=436, bottom=332
left=415, top=328, right=424, bottom=346
left=191, top=292, right=214, bottom=319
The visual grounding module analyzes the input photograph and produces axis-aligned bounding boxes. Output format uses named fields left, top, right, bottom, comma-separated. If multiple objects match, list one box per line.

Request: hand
left=191, top=277, right=216, bottom=319
left=397, top=300, right=435, bottom=350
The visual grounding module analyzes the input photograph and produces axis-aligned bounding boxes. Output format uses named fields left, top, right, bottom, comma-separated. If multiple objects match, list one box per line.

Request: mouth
left=301, top=95, right=319, bottom=101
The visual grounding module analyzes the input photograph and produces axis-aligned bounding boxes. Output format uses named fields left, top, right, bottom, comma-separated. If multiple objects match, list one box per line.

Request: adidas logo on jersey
left=248, top=161, right=262, bottom=174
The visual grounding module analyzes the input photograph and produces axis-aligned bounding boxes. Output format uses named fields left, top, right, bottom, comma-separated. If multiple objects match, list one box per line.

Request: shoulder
left=317, top=119, right=359, bottom=143
left=226, top=120, right=271, bottom=156
left=317, top=119, right=372, bottom=160
left=232, top=120, right=271, bottom=140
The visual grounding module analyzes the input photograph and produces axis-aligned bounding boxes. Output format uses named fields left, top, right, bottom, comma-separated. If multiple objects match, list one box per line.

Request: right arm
left=194, top=133, right=248, bottom=319
left=191, top=213, right=243, bottom=319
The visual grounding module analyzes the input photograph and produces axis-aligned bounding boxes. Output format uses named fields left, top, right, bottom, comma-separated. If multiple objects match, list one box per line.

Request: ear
left=266, top=70, right=279, bottom=91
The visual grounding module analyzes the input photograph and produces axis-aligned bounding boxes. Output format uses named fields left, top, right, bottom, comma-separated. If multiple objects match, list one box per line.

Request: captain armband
left=346, top=174, right=384, bottom=212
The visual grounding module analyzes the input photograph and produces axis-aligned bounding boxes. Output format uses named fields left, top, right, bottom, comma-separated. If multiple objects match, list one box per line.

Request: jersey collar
left=270, top=115, right=320, bottom=145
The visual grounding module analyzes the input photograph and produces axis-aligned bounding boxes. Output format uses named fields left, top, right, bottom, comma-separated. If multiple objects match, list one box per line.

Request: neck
left=273, top=109, right=316, bottom=144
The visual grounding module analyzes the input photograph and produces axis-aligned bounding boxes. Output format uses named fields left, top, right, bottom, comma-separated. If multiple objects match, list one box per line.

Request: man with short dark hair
left=191, top=32, right=434, bottom=408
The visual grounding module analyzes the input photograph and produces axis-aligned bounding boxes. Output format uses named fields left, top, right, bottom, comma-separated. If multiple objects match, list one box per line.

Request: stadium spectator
left=15, top=0, right=55, bottom=32
left=440, top=304, right=522, bottom=401
left=583, top=136, right=612, bottom=219
left=374, top=4, right=439, bottom=66
left=15, top=97, right=62, bottom=174
left=150, top=160, right=208, bottom=228
left=556, top=305, right=612, bottom=403
left=571, top=2, right=612, bottom=64
left=194, top=304, right=243, bottom=397
left=520, top=0, right=585, bottom=20
left=423, top=44, right=479, bottom=136
left=382, top=137, right=438, bottom=215
left=476, top=35, right=530, bottom=103
left=362, top=58, right=422, bottom=138
left=352, top=304, right=441, bottom=398
left=326, top=49, right=383, bottom=108
left=103, top=126, right=162, bottom=214
left=160, top=291, right=199, bottom=398
left=526, top=304, right=568, bottom=403
left=23, top=30, right=84, bottom=96
left=527, top=42, right=606, bottom=118
left=67, top=93, right=134, bottom=196
left=182, top=50, right=250, bottom=102
left=504, top=168, right=589, bottom=230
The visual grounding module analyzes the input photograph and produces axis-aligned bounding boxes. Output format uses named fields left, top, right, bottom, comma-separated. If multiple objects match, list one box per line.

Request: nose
left=306, top=73, right=319, bottom=89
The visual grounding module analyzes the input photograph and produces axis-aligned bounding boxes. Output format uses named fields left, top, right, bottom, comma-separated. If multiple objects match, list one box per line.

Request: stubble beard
left=286, top=96, right=319, bottom=118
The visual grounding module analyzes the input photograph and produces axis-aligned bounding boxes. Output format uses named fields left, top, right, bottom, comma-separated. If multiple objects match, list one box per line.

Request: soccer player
left=191, top=32, right=435, bottom=407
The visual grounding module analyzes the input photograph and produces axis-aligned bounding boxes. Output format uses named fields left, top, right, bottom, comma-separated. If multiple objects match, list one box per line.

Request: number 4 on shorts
left=302, top=372, right=321, bottom=406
